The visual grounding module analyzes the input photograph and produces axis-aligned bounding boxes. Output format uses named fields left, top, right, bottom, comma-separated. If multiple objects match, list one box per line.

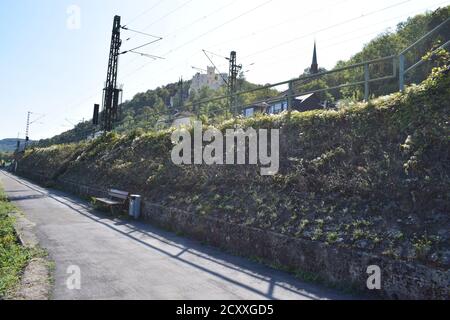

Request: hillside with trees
left=0, top=139, right=28, bottom=152
left=36, top=5, right=449, bottom=147
left=296, top=5, right=449, bottom=100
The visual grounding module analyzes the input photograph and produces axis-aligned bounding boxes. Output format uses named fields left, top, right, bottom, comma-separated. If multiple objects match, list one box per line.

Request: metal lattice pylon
left=102, top=15, right=122, bottom=132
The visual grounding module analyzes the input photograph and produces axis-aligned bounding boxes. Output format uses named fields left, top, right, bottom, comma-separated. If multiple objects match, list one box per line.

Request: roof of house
left=270, top=91, right=317, bottom=103
left=244, top=102, right=269, bottom=109
left=173, top=111, right=195, bottom=119
left=253, top=102, right=270, bottom=108
left=294, top=93, right=315, bottom=102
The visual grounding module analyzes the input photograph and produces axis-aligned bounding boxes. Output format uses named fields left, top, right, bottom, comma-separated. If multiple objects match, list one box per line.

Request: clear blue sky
left=0, top=0, right=448, bottom=140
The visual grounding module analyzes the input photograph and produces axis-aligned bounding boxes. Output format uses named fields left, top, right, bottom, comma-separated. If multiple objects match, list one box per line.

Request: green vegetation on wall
left=17, top=62, right=450, bottom=269
left=0, top=187, right=32, bottom=298
left=0, top=152, right=12, bottom=166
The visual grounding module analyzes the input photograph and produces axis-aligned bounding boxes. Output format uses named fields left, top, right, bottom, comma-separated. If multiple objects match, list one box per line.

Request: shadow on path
left=1, top=171, right=354, bottom=300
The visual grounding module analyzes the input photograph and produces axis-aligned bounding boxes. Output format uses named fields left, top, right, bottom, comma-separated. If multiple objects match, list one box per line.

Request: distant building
left=243, top=102, right=269, bottom=117
left=243, top=93, right=325, bottom=118
left=189, top=66, right=228, bottom=93
left=171, top=111, right=195, bottom=128
left=268, top=92, right=324, bottom=115
left=310, top=41, right=319, bottom=74
left=242, top=42, right=328, bottom=118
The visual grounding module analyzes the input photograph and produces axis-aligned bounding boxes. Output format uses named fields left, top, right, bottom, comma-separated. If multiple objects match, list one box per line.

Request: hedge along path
left=0, top=179, right=51, bottom=300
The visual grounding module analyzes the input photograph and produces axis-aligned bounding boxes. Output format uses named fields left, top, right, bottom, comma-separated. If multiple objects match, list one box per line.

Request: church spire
left=311, top=41, right=318, bottom=74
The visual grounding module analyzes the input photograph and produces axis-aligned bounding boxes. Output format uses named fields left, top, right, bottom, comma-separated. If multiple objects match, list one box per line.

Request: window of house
left=244, top=108, right=254, bottom=117
left=270, top=103, right=282, bottom=114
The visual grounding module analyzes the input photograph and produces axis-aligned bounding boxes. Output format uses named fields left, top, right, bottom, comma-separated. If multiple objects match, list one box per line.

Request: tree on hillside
left=0, top=152, right=12, bottom=166
left=331, top=6, right=449, bottom=100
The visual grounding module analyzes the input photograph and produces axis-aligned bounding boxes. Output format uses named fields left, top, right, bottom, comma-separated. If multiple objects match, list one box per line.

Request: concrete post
left=364, top=63, right=370, bottom=101
left=287, top=81, right=294, bottom=111
left=399, top=54, right=405, bottom=92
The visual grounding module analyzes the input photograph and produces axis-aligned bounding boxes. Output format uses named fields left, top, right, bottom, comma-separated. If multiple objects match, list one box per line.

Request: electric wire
left=241, top=0, right=414, bottom=60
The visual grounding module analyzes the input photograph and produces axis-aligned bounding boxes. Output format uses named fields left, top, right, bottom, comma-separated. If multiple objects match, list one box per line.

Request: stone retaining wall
left=139, top=201, right=449, bottom=300
left=14, top=171, right=450, bottom=300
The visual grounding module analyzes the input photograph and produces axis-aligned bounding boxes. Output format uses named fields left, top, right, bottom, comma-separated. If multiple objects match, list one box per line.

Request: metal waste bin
left=129, top=195, right=141, bottom=219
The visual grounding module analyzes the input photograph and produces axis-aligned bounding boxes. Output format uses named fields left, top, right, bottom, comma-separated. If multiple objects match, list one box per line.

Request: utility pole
left=178, top=77, right=184, bottom=110
left=14, top=131, right=21, bottom=172
left=93, top=104, right=100, bottom=139
left=25, top=111, right=31, bottom=150
left=15, top=132, right=21, bottom=153
left=102, top=15, right=123, bottom=132
left=227, top=51, right=242, bottom=116
left=97, top=17, right=162, bottom=132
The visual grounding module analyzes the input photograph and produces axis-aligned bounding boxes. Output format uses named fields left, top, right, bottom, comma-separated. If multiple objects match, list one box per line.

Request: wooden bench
left=94, top=189, right=130, bottom=214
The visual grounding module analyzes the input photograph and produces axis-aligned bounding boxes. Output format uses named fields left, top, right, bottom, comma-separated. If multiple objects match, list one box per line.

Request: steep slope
left=17, top=65, right=450, bottom=269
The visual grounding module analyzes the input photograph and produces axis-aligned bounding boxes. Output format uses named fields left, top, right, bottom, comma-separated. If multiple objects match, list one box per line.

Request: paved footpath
left=1, top=171, right=355, bottom=300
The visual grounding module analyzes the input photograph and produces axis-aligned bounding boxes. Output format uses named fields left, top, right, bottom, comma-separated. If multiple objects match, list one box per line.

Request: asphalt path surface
left=1, top=171, right=355, bottom=300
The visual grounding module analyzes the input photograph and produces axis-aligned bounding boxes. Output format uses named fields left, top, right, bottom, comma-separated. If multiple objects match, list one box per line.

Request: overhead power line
left=248, top=1, right=448, bottom=68
left=29, top=113, right=47, bottom=125
left=203, top=49, right=229, bottom=60
left=122, top=0, right=411, bottom=85
left=242, top=0, right=413, bottom=60
left=208, top=0, right=351, bottom=50
left=119, top=0, right=274, bottom=82
left=121, top=37, right=163, bottom=55
left=141, top=0, right=196, bottom=31
left=163, top=0, right=274, bottom=56
left=121, top=26, right=162, bottom=39
left=122, top=0, right=165, bottom=28
left=69, top=1, right=426, bottom=110
left=163, top=0, right=238, bottom=39
left=55, top=0, right=443, bottom=133
left=119, top=26, right=165, bottom=72
left=120, top=0, right=204, bottom=68
left=127, top=51, right=165, bottom=60
left=120, top=0, right=238, bottom=70
left=202, top=50, right=228, bottom=84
